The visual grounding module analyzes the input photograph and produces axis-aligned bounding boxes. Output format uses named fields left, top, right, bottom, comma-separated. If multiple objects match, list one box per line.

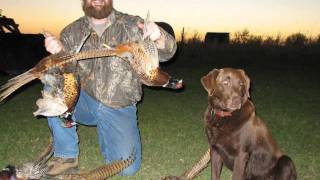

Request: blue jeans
left=47, top=90, right=141, bottom=176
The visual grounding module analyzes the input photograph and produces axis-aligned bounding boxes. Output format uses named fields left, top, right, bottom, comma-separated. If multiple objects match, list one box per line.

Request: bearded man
left=44, top=0, right=177, bottom=176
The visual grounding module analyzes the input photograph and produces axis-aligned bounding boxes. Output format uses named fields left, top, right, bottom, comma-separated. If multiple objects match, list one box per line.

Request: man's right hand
left=43, top=31, right=64, bottom=54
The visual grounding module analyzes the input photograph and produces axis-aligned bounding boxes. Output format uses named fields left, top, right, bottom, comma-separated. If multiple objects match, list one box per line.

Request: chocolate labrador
left=201, top=68, right=297, bottom=180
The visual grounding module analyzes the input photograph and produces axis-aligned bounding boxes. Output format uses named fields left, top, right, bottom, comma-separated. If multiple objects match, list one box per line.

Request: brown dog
left=201, top=68, right=297, bottom=180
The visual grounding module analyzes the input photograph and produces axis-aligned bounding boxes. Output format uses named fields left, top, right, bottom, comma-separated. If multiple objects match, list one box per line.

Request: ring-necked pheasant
left=1, top=138, right=136, bottom=180
left=0, top=33, right=182, bottom=119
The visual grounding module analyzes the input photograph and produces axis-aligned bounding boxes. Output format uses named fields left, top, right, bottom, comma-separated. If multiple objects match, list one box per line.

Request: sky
left=1, top=0, right=320, bottom=39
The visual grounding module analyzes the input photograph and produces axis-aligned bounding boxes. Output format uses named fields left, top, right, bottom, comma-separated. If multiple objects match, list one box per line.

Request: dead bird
left=0, top=138, right=53, bottom=180
left=33, top=72, right=79, bottom=127
left=0, top=13, right=182, bottom=125
left=1, top=139, right=135, bottom=180
left=53, top=150, right=135, bottom=180
left=0, top=35, right=182, bottom=120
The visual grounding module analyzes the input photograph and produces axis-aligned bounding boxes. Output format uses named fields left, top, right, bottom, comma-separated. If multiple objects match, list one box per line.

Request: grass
left=0, top=44, right=320, bottom=179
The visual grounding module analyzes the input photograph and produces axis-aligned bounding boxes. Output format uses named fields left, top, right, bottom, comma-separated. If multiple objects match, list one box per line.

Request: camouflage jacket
left=59, top=9, right=177, bottom=108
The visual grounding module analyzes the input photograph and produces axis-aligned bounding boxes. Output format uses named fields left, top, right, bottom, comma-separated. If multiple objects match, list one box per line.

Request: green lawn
left=0, top=44, right=319, bottom=179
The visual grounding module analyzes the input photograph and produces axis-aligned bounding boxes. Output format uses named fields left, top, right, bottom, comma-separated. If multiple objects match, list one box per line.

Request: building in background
left=205, top=32, right=230, bottom=45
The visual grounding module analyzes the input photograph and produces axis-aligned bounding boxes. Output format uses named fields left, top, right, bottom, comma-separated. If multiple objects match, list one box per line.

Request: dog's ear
left=238, top=69, right=251, bottom=98
left=201, top=69, right=220, bottom=96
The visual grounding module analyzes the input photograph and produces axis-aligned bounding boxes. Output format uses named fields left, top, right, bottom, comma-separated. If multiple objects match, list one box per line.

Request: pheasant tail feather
left=0, top=69, right=37, bottom=102
left=182, top=148, right=211, bottom=179
left=86, top=153, right=135, bottom=179
left=34, top=137, right=53, bottom=166
left=57, top=150, right=135, bottom=180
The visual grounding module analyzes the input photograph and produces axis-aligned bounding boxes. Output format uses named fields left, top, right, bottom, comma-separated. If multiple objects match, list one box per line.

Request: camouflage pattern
left=60, top=9, right=177, bottom=108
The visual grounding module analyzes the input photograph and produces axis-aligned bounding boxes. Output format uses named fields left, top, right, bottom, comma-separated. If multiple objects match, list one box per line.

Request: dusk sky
left=1, top=0, right=320, bottom=39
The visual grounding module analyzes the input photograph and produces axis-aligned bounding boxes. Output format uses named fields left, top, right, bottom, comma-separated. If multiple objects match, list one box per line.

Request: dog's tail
left=274, top=155, right=297, bottom=180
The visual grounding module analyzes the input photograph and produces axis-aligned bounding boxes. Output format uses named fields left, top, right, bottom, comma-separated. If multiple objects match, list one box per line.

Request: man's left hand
left=138, top=21, right=165, bottom=49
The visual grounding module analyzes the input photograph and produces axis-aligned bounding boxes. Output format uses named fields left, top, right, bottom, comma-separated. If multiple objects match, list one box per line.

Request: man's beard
left=82, top=0, right=113, bottom=19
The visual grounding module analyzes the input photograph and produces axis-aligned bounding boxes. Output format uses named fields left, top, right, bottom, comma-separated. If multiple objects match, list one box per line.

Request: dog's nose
left=232, top=96, right=242, bottom=107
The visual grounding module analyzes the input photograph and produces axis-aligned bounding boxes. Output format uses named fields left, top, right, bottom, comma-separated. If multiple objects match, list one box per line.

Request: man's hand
left=138, top=21, right=165, bottom=49
left=43, top=30, right=64, bottom=54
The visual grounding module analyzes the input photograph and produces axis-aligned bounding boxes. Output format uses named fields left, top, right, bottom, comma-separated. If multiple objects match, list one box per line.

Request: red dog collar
left=215, top=110, right=232, bottom=117
left=211, top=108, right=232, bottom=118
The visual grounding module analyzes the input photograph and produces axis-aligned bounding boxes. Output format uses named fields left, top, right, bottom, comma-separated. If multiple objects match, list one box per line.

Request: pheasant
left=0, top=35, right=182, bottom=120
left=54, top=150, right=135, bottom=180
left=0, top=138, right=53, bottom=180
left=1, top=11, right=182, bottom=120
left=1, top=138, right=136, bottom=180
